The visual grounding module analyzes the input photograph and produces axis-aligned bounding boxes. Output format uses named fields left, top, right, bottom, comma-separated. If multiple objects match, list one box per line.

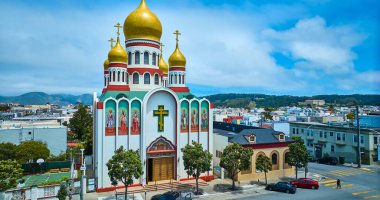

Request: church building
left=93, top=0, right=213, bottom=192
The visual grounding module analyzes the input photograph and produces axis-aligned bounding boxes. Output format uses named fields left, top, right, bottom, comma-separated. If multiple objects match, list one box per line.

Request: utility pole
left=356, top=105, right=361, bottom=168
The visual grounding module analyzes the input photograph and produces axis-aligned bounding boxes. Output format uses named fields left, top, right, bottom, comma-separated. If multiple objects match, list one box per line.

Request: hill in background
left=0, top=92, right=92, bottom=106
left=204, top=93, right=380, bottom=108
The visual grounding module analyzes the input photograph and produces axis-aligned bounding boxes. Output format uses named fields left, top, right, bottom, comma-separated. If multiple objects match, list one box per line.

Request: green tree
left=0, top=142, right=17, bottom=161
left=106, top=146, right=143, bottom=200
left=84, top=131, right=93, bottom=155
left=288, top=142, right=309, bottom=179
left=0, top=160, right=23, bottom=191
left=290, top=136, right=304, bottom=145
left=57, top=183, right=68, bottom=200
left=181, top=141, right=212, bottom=194
left=68, top=104, right=93, bottom=141
left=220, top=143, right=253, bottom=190
left=255, top=155, right=272, bottom=185
left=16, top=141, right=50, bottom=163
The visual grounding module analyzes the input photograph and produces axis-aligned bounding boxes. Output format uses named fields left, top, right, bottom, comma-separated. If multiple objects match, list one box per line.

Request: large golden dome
left=104, top=58, right=110, bottom=70
left=108, top=38, right=128, bottom=63
left=123, top=0, right=162, bottom=41
left=169, top=45, right=186, bottom=67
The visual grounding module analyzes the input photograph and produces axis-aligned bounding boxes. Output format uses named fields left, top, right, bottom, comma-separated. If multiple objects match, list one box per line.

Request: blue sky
left=0, top=0, right=378, bottom=96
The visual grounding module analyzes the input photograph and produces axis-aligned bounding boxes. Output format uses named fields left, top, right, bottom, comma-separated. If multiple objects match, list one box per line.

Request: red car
left=290, top=178, right=319, bottom=189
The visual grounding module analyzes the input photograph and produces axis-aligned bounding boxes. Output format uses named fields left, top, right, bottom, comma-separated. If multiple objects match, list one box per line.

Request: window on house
left=296, top=128, right=299, bottom=134
left=337, top=133, right=341, bottom=141
left=375, top=136, right=378, bottom=145
left=135, top=51, right=140, bottom=64
left=154, top=74, right=159, bottom=85
left=301, top=129, right=304, bottom=133
left=324, top=132, right=327, bottom=138
left=293, top=128, right=295, bottom=134
left=144, top=73, right=150, bottom=84
left=152, top=52, right=157, bottom=66
left=249, top=136, right=255, bottom=142
left=279, top=134, right=284, bottom=140
left=307, top=131, right=310, bottom=137
left=133, top=73, right=139, bottom=84
left=330, top=132, right=334, bottom=137
left=271, top=153, right=278, bottom=165
left=216, top=150, right=223, bottom=158
left=144, top=52, right=149, bottom=64
left=353, top=135, right=358, bottom=143
left=360, top=135, right=364, bottom=144
left=320, top=131, right=323, bottom=138
left=331, top=145, right=335, bottom=152
left=113, top=71, right=116, bottom=82
left=342, top=133, right=346, bottom=141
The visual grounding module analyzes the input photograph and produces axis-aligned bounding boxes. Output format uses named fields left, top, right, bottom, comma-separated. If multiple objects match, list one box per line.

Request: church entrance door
left=151, top=157, right=174, bottom=182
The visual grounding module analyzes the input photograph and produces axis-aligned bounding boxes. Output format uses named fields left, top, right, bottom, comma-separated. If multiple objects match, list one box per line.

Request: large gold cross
left=108, top=37, right=115, bottom=48
left=114, top=23, right=122, bottom=37
left=173, top=30, right=181, bottom=45
left=153, top=105, right=169, bottom=132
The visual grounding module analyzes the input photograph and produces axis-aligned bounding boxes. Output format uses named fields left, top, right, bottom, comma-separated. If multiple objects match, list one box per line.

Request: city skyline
left=0, top=0, right=379, bottom=96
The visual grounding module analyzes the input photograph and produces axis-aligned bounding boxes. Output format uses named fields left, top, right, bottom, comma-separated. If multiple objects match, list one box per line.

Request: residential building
left=289, top=122, right=380, bottom=165
left=213, top=122, right=294, bottom=181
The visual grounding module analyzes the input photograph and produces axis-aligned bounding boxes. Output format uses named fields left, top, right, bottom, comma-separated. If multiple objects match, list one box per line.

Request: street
left=235, top=163, right=380, bottom=200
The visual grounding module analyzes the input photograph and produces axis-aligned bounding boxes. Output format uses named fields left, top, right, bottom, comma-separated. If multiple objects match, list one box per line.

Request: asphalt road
left=235, top=163, right=380, bottom=200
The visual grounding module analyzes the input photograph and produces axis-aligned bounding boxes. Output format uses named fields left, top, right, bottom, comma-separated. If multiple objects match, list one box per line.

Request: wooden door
left=161, top=158, right=168, bottom=180
left=151, top=157, right=174, bottom=181
left=167, top=157, right=174, bottom=180
left=152, top=158, right=160, bottom=181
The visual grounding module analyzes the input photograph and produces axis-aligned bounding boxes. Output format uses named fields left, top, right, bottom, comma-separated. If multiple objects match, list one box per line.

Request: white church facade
left=93, top=0, right=213, bottom=192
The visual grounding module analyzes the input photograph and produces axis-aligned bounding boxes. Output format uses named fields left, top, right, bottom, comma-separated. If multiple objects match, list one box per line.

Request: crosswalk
left=312, top=170, right=380, bottom=199
left=319, top=168, right=375, bottom=177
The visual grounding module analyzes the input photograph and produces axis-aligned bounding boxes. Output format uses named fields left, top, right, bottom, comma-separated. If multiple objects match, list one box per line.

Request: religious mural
left=118, top=100, right=128, bottom=135
left=147, top=136, right=175, bottom=153
left=201, top=101, right=209, bottom=132
left=190, top=101, right=199, bottom=132
left=180, top=101, right=189, bottom=133
left=131, top=100, right=141, bottom=135
left=105, top=100, right=116, bottom=135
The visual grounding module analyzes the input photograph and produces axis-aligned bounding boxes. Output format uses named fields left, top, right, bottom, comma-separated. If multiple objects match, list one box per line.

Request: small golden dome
left=104, top=58, right=110, bottom=70
left=123, top=0, right=162, bottom=41
left=169, top=45, right=186, bottom=67
left=159, top=56, right=169, bottom=74
left=108, top=38, right=128, bottom=63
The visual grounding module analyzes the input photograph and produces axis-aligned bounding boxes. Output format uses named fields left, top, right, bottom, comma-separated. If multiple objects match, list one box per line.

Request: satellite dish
left=37, top=158, right=45, bottom=164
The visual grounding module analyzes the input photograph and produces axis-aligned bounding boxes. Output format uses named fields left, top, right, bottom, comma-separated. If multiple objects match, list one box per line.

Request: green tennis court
left=23, top=172, right=70, bottom=187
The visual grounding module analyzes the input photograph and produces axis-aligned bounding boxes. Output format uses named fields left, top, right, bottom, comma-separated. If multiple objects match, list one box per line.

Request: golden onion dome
left=103, top=58, right=110, bottom=70
left=108, top=38, right=128, bottom=63
left=123, top=0, right=162, bottom=41
left=169, top=45, right=186, bottom=67
left=159, top=56, right=169, bottom=74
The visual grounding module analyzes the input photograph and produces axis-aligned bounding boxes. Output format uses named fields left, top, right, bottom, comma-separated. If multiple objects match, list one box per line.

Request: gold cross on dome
left=160, top=42, right=165, bottom=54
left=108, top=37, right=115, bottom=48
left=173, top=30, right=181, bottom=45
left=114, top=23, right=122, bottom=37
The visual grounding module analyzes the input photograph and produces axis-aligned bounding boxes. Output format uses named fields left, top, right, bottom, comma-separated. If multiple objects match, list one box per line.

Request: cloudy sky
left=0, top=0, right=379, bottom=96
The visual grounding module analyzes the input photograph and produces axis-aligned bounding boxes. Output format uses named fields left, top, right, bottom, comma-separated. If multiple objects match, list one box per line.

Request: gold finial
left=160, top=42, right=165, bottom=54
left=173, top=30, right=181, bottom=47
left=108, top=37, right=115, bottom=48
left=114, top=23, right=123, bottom=39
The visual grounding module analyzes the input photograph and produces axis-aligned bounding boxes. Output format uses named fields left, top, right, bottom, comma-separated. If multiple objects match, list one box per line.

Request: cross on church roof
left=114, top=23, right=122, bottom=38
left=160, top=42, right=165, bottom=54
left=108, top=37, right=115, bottom=48
left=173, top=30, right=181, bottom=46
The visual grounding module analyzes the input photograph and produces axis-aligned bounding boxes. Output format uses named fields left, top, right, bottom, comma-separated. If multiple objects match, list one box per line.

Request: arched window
left=128, top=52, right=132, bottom=65
left=117, top=71, right=120, bottom=82
left=170, top=75, right=173, bottom=84
left=125, top=72, right=128, bottom=83
left=135, top=51, right=140, bottom=64
left=144, top=52, right=149, bottom=65
left=104, top=77, right=106, bottom=87
left=154, top=74, right=159, bottom=85
left=174, top=74, right=177, bottom=84
left=179, top=75, right=182, bottom=84
left=122, top=71, right=125, bottom=82
left=182, top=75, right=185, bottom=84
left=144, top=73, right=150, bottom=84
left=271, top=153, right=278, bottom=165
left=113, top=71, right=116, bottom=82
left=285, top=152, right=289, bottom=164
left=152, top=53, right=157, bottom=66
left=133, top=73, right=139, bottom=84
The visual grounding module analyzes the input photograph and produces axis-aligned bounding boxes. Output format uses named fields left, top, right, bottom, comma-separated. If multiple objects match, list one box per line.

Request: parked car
left=318, top=157, right=338, bottom=165
left=265, top=182, right=297, bottom=194
left=151, top=191, right=180, bottom=200
left=290, top=178, right=319, bottom=189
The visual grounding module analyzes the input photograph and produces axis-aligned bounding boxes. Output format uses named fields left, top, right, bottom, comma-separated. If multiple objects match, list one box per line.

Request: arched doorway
left=146, top=136, right=176, bottom=183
